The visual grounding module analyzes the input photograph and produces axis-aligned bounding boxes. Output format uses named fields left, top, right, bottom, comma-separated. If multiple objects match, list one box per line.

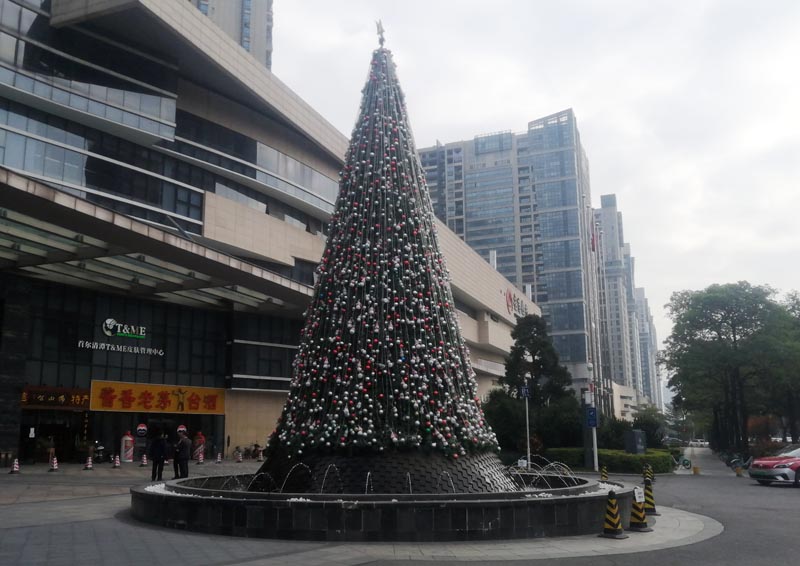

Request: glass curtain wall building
left=0, top=0, right=341, bottom=462
left=420, top=110, right=611, bottom=415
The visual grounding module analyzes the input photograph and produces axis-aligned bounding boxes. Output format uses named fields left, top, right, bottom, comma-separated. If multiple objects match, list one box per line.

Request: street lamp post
left=520, top=381, right=531, bottom=471
left=586, top=363, right=598, bottom=472
left=585, top=387, right=599, bottom=472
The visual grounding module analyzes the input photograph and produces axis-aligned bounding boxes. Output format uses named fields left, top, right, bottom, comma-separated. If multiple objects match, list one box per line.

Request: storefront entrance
left=89, top=411, right=224, bottom=462
left=18, top=410, right=87, bottom=464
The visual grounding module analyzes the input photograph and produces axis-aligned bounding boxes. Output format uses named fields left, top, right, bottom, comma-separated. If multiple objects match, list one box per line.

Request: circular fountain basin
left=130, top=474, right=634, bottom=541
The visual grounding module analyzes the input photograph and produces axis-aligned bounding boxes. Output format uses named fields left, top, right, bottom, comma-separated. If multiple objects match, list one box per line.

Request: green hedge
left=543, top=447, right=674, bottom=473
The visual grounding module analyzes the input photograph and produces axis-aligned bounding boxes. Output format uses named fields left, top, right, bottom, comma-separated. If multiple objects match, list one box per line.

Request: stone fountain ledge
left=131, top=475, right=635, bottom=542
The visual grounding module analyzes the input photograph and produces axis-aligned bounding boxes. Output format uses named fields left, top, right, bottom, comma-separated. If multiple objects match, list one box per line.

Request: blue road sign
left=519, top=386, right=530, bottom=399
left=586, top=407, right=598, bottom=428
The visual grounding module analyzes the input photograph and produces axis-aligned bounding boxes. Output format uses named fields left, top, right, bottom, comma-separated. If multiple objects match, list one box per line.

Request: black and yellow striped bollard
left=600, top=465, right=608, bottom=481
left=642, top=462, right=655, bottom=484
left=644, top=478, right=660, bottom=516
left=599, top=490, right=628, bottom=539
left=629, top=487, right=653, bottom=532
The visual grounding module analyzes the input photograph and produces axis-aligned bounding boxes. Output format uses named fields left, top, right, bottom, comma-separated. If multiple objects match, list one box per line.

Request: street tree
left=747, top=299, right=800, bottom=442
left=632, top=405, right=667, bottom=449
left=484, top=314, right=580, bottom=451
left=502, top=314, right=574, bottom=406
left=663, top=282, right=779, bottom=454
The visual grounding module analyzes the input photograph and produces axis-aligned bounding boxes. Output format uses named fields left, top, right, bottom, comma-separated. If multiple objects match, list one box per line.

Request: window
left=537, top=209, right=579, bottom=239
left=241, top=0, right=252, bottom=50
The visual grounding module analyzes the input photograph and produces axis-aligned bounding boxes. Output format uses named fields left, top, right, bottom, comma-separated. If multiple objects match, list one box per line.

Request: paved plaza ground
left=3, top=447, right=793, bottom=565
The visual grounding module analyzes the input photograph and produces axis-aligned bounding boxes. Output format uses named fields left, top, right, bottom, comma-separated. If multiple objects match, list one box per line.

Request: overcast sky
left=272, top=0, right=800, bottom=349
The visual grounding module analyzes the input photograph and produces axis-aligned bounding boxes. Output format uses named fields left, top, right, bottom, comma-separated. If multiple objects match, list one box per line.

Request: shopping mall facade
left=0, top=0, right=537, bottom=463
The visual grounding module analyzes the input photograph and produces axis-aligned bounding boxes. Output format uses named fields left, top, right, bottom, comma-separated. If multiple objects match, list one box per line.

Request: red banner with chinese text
left=89, top=380, right=225, bottom=415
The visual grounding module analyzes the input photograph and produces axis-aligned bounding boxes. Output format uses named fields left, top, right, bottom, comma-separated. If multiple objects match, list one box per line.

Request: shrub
left=542, top=447, right=673, bottom=473
left=599, top=449, right=673, bottom=474
left=541, top=447, right=584, bottom=468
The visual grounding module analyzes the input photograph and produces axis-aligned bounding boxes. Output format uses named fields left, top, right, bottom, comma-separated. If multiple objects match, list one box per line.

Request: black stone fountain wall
left=130, top=478, right=634, bottom=541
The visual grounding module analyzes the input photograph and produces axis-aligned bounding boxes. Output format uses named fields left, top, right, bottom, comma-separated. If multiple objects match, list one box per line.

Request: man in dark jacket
left=175, top=430, right=192, bottom=479
left=148, top=432, right=167, bottom=481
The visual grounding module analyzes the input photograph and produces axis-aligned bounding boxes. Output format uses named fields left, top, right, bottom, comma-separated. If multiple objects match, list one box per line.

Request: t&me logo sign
left=102, top=318, right=147, bottom=340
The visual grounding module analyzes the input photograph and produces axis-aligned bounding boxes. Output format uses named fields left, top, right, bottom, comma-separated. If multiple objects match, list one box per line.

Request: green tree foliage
left=534, top=396, right=582, bottom=448
left=632, top=406, right=667, bottom=449
left=482, top=389, right=526, bottom=452
left=663, top=282, right=796, bottom=454
left=597, top=417, right=632, bottom=450
left=746, top=296, right=800, bottom=442
left=483, top=314, right=580, bottom=451
left=502, top=314, right=574, bottom=405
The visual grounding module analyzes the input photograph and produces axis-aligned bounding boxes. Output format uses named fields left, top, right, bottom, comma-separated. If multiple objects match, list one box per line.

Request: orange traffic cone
left=8, top=458, right=20, bottom=474
left=256, top=449, right=264, bottom=462
left=112, top=454, right=121, bottom=469
left=215, top=453, right=222, bottom=464
left=84, top=456, right=94, bottom=470
left=196, top=451, right=204, bottom=465
left=140, top=454, right=148, bottom=467
left=48, top=456, right=59, bottom=472
left=236, top=451, right=243, bottom=463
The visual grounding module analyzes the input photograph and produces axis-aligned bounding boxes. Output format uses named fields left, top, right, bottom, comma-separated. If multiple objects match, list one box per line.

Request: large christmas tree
left=257, top=39, right=515, bottom=494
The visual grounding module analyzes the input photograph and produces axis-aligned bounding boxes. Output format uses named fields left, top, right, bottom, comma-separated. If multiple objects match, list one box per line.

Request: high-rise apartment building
left=594, top=195, right=635, bottom=390
left=635, top=288, right=661, bottom=407
left=420, top=110, right=611, bottom=415
left=624, top=243, right=643, bottom=396
left=188, top=0, right=273, bottom=70
left=595, top=194, right=661, bottom=416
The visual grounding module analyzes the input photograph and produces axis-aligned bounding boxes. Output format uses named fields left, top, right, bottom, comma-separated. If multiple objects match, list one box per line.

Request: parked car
left=688, top=439, right=709, bottom=447
left=663, top=437, right=687, bottom=447
left=748, top=445, right=800, bottom=486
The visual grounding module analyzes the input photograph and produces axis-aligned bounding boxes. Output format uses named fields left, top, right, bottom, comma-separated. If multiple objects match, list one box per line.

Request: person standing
left=175, top=429, right=192, bottom=479
left=148, top=432, right=167, bottom=481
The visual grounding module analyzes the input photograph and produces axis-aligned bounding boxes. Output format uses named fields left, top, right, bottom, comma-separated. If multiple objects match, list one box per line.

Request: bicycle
left=672, top=454, right=692, bottom=469
left=728, top=455, right=753, bottom=470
